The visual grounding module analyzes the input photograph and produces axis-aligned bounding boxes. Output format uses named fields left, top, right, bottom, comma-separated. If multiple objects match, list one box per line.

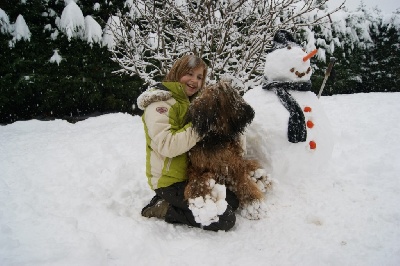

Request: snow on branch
left=0, top=8, right=11, bottom=34
left=9, top=14, right=31, bottom=48
left=108, top=0, right=344, bottom=91
left=59, top=1, right=85, bottom=41
left=57, top=1, right=103, bottom=45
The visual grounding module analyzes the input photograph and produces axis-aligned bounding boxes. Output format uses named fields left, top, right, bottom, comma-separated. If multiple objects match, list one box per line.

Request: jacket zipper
left=166, top=158, right=172, bottom=172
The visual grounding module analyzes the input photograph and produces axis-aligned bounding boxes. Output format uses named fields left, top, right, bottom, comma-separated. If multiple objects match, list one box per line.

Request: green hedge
left=0, top=0, right=143, bottom=124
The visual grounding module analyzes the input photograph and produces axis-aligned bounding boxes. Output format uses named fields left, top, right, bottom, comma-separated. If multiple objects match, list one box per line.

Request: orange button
left=309, top=140, right=316, bottom=149
left=304, top=106, right=312, bottom=112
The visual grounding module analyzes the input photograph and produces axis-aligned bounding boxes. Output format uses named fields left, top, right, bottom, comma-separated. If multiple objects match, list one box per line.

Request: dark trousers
left=155, top=182, right=239, bottom=231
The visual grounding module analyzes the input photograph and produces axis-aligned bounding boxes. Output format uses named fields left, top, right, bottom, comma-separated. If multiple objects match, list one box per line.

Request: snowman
left=243, top=30, right=335, bottom=181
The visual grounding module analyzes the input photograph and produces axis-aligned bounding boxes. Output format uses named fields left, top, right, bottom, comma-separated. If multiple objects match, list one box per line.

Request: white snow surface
left=1, top=92, right=400, bottom=265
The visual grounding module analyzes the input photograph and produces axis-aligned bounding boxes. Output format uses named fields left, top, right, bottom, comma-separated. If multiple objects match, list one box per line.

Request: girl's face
left=179, top=67, right=204, bottom=97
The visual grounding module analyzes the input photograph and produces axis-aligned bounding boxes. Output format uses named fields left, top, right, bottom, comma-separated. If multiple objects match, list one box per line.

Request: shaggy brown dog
left=184, top=81, right=269, bottom=219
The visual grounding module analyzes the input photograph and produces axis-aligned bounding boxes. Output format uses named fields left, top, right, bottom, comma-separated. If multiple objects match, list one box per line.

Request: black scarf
left=262, top=81, right=311, bottom=143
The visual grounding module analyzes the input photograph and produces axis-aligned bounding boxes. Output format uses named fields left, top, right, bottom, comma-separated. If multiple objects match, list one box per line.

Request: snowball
left=188, top=180, right=228, bottom=226
left=193, top=196, right=205, bottom=208
left=208, top=179, right=216, bottom=188
left=254, top=168, right=267, bottom=179
left=211, top=183, right=226, bottom=201
left=216, top=199, right=228, bottom=215
left=204, top=199, right=218, bottom=218
left=256, top=180, right=265, bottom=191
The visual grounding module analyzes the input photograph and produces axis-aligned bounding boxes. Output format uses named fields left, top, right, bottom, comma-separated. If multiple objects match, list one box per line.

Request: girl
left=137, top=55, right=239, bottom=231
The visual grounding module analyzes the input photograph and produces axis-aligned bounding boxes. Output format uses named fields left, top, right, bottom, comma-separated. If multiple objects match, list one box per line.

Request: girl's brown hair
left=163, top=55, right=208, bottom=90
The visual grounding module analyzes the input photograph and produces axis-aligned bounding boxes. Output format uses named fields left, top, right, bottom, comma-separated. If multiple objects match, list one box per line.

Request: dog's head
left=188, top=81, right=255, bottom=139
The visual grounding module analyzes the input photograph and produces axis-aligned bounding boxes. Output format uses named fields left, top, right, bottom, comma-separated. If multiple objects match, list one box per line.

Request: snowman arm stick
left=317, top=57, right=336, bottom=99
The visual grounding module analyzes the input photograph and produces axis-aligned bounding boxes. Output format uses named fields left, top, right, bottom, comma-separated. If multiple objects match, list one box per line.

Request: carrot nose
left=303, top=49, right=318, bottom=62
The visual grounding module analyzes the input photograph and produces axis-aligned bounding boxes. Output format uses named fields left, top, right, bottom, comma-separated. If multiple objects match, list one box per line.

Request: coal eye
left=302, top=48, right=306, bottom=52
left=287, top=46, right=292, bottom=50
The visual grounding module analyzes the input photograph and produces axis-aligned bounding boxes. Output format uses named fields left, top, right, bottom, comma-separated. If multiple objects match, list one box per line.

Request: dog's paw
left=188, top=179, right=228, bottom=226
left=240, top=200, right=268, bottom=220
left=249, top=168, right=273, bottom=192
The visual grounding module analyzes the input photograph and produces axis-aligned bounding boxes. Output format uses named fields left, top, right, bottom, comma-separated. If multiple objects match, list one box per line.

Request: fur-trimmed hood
left=137, top=82, right=198, bottom=110
left=137, top=84, right=173, bottom=110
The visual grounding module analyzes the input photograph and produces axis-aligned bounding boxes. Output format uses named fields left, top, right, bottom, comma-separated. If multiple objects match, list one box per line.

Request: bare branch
left=107, top=0, right=344, bottom=89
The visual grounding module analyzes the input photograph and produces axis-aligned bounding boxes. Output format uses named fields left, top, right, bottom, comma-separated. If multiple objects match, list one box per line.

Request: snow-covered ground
left=1, top=92, right=400, bottom=265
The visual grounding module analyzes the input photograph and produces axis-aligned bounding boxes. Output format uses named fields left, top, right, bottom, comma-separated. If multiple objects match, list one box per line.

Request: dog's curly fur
left=184, top=81, right=265, bottom=206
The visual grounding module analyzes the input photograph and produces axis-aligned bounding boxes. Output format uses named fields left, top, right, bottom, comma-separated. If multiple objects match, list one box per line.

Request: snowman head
left=264, top=30, right=317, bottom=83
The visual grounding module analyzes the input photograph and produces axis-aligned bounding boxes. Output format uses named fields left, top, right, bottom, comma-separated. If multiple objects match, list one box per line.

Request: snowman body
left=243, top=32, right=335, bottom=180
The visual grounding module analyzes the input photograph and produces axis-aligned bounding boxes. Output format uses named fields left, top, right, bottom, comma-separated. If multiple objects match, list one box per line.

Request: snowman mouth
left=290, top=67, right=311, bottom=78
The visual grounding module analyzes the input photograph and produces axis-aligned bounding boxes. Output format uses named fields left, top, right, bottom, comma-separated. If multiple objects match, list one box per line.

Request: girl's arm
left=144, top=102, right=200, bottom=158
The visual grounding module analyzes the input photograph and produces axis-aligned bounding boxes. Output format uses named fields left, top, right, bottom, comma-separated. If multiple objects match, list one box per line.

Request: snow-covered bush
left=108, top=0, right=343, bottom=91
left=300, top=5, right=400, bottom=95
left=0, top=0, right=399, bottom=124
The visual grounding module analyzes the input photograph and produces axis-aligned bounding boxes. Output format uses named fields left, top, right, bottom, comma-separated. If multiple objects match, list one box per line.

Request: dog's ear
left=229, top=98, right=255, bottom=134
left=223, top=85, right=255, bottom=134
